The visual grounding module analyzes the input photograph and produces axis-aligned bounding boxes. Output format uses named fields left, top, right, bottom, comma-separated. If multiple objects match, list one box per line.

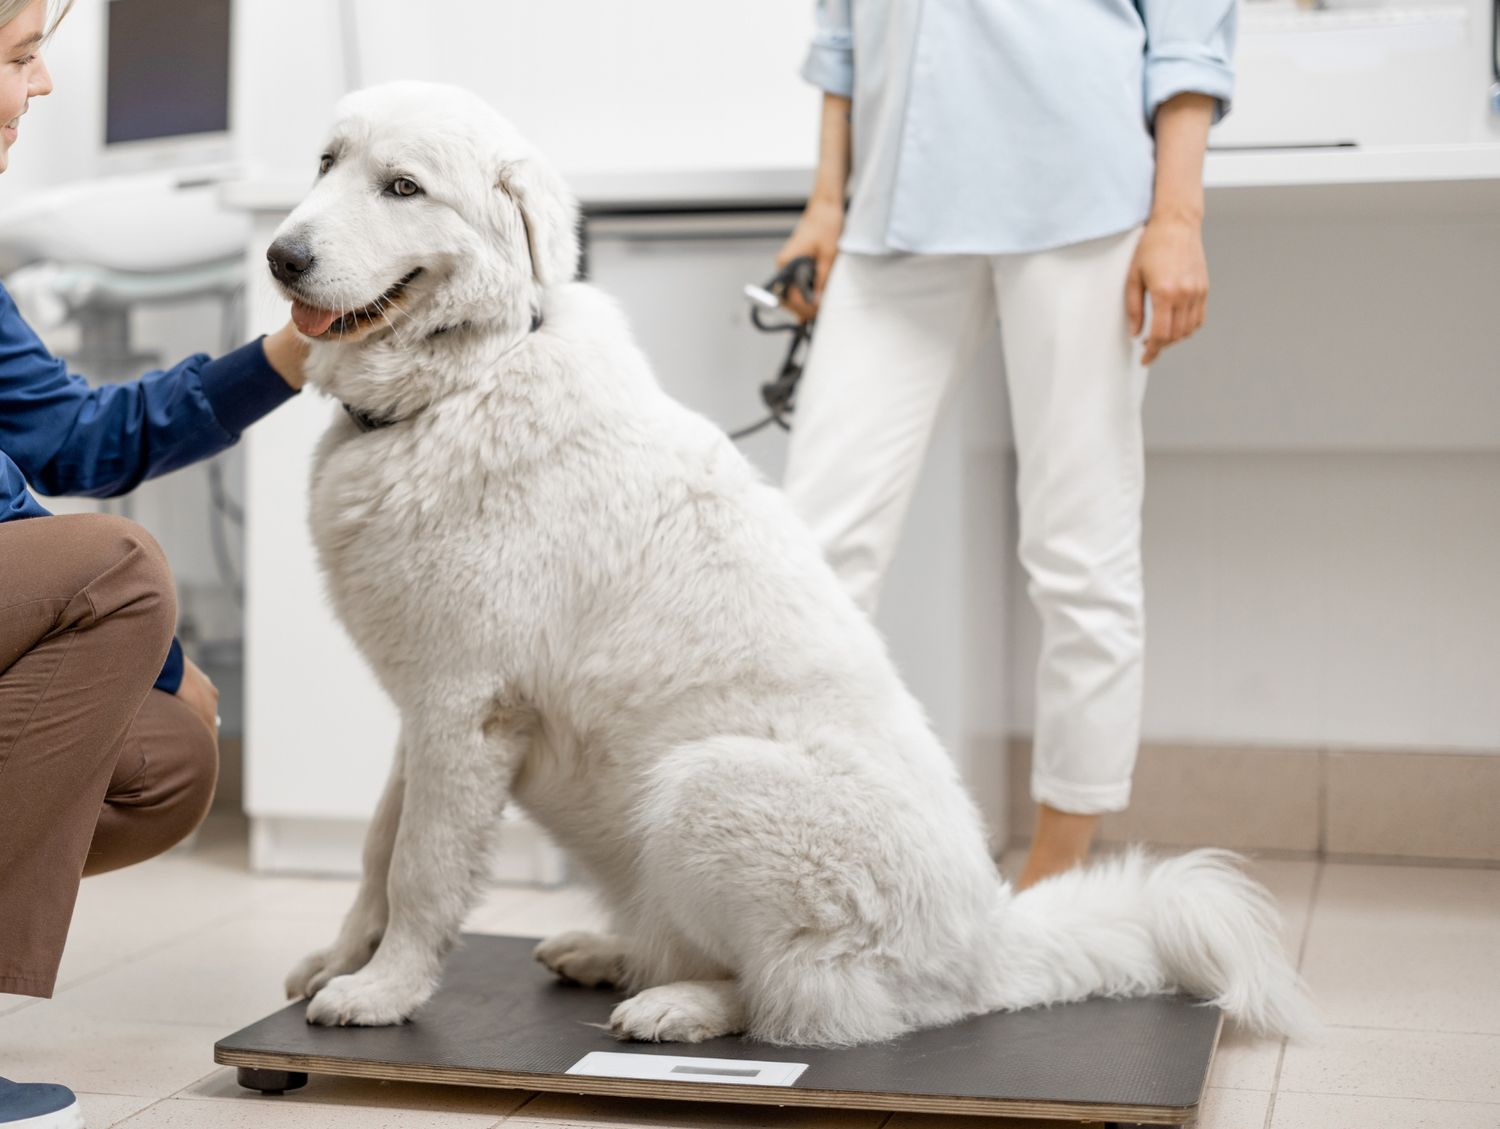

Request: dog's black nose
left=267, top=239, right=315, bottom=283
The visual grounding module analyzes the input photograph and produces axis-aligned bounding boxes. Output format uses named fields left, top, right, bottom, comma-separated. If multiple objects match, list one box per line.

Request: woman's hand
left=1126, top=212, right=1209, bottom=366
left=776, top=195, right=845, bottom=324
left=175, top=656, right=220, bottom=737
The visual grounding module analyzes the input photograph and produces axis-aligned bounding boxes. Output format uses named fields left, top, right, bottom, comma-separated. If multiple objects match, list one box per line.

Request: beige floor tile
left=49, top=855, right=260, bottom=990
left=1242, top=858, right=1319, bottom=958
left=1208, top=1026, right=1284, bottom=1092
left=1300, top=864, right=1500, bottom=1032
left=114, top=1095, right=503, bottom=1127
left=1278, top=1026, right=1500, bottom=1104
left=55, top=911, right=330, bottom=1030
left=1269, top=1091, right=1500, bottom=1129
left=1197, top=1087, right=1273, bottom=1129
left=470, top=886, right=609, bottom=939
left=503, top=1092, right=885, bottom=1128
left=0, top=994, right=40, bottom=1018
left=466, top=881, right=554, bottom=932
left=240, top=874, right=363, bottom=922
left=183, top=1067, right=533, bottom=1116
left=76, top=1093, right=161, bottom=1128
left=0, top=1005, right=224, bottom=1097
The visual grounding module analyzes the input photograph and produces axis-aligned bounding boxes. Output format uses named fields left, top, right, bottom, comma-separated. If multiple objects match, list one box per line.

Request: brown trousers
left=0, top=513, right=218, bottom=997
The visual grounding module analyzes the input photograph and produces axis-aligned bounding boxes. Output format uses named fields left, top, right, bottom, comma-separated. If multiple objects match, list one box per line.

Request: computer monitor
left=102, top=0, right=233, bottom=171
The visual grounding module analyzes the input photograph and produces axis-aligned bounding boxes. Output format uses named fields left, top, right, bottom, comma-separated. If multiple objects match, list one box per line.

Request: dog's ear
left=496, top=159, right=580, bottom=287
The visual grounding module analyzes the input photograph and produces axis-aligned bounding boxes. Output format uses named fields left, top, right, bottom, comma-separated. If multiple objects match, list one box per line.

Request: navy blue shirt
left=0, top=282, right=298, bottom=691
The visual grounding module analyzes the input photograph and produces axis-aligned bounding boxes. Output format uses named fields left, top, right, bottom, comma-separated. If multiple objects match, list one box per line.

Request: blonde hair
left=0, top=0, right=73, bottom=42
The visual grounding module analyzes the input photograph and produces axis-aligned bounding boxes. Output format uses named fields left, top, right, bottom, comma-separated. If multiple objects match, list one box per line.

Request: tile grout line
left=494, top=1090, right=544, bottom=1124
left=1295, top=855, right=1324, bottom=974
left=1311, top=1022, right=1500, bottom=1037
left=1264, top=855, right=1326, bottom=1129
left=1273, top=1089, right=1500, bottom=1107
left=1316, top=748, right=1328, bottom=860
left=104, top=1092, right=179, bottom=1128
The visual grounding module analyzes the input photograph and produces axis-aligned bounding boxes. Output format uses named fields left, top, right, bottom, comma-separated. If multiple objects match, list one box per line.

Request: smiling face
left=0, top=0, right=54, bottom=174
left=266, top=82, right=579, bottom=348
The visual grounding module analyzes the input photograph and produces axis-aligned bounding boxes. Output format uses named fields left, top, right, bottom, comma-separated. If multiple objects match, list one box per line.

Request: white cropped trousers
left=782, top=228, right=1148, bottom=814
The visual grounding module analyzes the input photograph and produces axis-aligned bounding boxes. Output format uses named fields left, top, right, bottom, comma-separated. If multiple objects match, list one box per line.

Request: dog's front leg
left=304, top=710, right=517, bottom=1026
left=286, top=737, right=407, bottom=1001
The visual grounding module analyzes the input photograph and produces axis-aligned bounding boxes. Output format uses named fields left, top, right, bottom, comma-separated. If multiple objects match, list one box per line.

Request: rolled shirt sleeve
left=1140, top=0, right=1238, bottom=125
left=801, top=0, right=854, bottom=98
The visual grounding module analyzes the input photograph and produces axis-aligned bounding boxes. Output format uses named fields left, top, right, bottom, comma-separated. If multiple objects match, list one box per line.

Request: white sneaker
left=0, top=1078, right=84, bottom=1129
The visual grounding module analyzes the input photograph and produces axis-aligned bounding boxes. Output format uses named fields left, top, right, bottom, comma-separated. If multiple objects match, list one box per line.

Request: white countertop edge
left=221, top=144, right=1500, bottom=214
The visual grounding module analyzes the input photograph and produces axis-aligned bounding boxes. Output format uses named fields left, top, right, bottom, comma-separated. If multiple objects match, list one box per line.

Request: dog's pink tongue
left=291, top=301, right=338, bottom=337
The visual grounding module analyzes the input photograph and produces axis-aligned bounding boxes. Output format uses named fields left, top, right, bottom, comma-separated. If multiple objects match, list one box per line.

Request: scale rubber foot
left=236, top=1067, right=309, bottom=1095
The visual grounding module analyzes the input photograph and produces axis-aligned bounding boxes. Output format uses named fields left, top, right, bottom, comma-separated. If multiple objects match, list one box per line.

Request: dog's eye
left=318, top=154, right=334, bottom=176
left=389, top=177, right=422, bottom=198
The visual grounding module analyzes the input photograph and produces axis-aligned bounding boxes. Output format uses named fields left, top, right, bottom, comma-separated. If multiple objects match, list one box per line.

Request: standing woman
left=778, top=0, right=1235, bottom=889
left=0, top=1, right=307, bottom=1122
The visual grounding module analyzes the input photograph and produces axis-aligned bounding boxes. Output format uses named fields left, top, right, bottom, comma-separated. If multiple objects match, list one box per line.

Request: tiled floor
left=2, top=819, right=1497, bottom=1128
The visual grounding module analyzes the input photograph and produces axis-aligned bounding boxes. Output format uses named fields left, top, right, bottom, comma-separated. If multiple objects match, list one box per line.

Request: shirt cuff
left=198, top=337, right=300, bottom=439
left=154, top=636, right=185, bottom=694
left=801, top=38, right=854, bottom=99
left=1144, top=49, right=1235, bottom=126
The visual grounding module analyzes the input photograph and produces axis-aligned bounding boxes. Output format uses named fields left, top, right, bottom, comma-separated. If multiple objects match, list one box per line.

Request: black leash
left=729, top=257, right=817, bottom=442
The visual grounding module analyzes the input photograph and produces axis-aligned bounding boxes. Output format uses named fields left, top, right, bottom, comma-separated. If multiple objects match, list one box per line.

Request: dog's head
left=267, top=81, right=578, bottom=346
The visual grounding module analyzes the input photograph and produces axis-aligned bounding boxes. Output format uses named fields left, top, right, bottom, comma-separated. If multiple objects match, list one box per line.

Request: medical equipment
left=102, top=0, right=232, bottom=173
left=729, top=256, right=816, bottom=441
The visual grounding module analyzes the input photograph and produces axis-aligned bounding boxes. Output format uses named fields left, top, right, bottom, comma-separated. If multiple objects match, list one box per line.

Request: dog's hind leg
left=287, top=736, right=407, bottom=1000
left=304, top=705, right=525, bottom=1027
left=534, top=931, right=631, bottom=988
left=609, top=980, right=745, bottom=1043
left=630, top=736, right=934, bottom=1047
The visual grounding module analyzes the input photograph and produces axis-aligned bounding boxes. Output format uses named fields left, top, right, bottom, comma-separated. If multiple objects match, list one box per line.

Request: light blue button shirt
left=802, top=0, right=1237, bottom=255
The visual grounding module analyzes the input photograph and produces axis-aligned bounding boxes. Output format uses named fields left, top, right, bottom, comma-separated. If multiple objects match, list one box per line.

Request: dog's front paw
left=304, top=970, right=430, bottom=1027
left=285, top=941, right=375, bottom=1001
left=534, top=931, right=627, bottom=988
left=609, top=982, right=743, bottom=1043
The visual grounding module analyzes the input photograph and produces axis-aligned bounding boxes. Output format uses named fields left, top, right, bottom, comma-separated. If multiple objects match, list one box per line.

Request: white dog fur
left=272, top=81, right=1316, bottom=1047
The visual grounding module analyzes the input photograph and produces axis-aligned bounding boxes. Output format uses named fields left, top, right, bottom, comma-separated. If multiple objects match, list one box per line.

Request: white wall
left=349, top=0, right=820, bottom=178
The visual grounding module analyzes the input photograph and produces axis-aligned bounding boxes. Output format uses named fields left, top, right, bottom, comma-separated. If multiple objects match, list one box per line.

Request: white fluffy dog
left=271, top=82, right=1315, bottom=1047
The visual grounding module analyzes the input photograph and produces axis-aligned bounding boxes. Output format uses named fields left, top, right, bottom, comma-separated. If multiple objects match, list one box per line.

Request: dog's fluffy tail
left=986, top=848, right=1319, bottom=1040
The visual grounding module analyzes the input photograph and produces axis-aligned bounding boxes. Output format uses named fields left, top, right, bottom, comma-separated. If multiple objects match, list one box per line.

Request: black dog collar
left=341, top=310, right=544, bottom=434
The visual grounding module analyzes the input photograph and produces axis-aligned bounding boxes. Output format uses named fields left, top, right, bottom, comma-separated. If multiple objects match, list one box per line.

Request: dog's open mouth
left=290, top=268, right=424, bottom=338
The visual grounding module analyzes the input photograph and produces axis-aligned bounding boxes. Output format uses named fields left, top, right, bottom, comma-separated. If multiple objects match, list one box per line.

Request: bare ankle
left=1015, top=803, right=1101, bottom=890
